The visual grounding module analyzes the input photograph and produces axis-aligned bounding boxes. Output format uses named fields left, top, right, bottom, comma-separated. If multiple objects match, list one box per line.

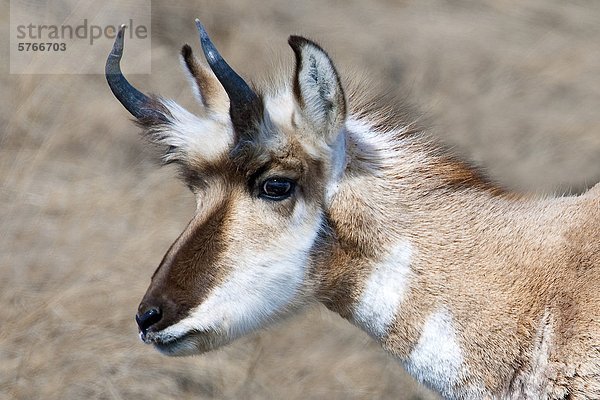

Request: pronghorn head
left=107, top=21, right=347, bottom=356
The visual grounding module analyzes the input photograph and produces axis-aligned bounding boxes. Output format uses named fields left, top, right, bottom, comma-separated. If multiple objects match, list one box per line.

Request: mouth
left=152, top=333, right=194, bottom=355
left=141, top=328, right=225, bottom=356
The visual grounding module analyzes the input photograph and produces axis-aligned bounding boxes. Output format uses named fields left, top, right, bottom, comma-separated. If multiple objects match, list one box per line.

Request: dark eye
left=260, top=178, right=295, bottom=200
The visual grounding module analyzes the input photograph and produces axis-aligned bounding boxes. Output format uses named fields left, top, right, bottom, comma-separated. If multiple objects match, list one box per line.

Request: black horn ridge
left=195, top=19, right=260, bottom=130
left=106, top=25, right=164, bottom=121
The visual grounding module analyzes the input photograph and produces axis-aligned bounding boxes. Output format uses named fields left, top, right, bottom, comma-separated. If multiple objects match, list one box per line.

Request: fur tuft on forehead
left=134, top=95, right=234, bottom=168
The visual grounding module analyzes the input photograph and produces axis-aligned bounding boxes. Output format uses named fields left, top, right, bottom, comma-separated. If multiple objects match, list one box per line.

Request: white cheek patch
left=403, top=309, right=464, bottom=398
left=160, top=202, right=323, bottom=342
left=352, top=241, right=413, bottom=339
left=161, top=250, right=307, bottom=340
left=157, top=99, right=233, bottom=164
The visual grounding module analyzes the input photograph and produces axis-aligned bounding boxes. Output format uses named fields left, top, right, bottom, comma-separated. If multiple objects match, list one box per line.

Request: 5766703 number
left=17, top=42, right=66, bottom=51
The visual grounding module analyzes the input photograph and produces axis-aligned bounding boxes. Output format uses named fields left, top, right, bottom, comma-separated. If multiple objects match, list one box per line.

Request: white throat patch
left=403, top=309, right=465, bottom=398
left=352, top=241, right=413, bottom=339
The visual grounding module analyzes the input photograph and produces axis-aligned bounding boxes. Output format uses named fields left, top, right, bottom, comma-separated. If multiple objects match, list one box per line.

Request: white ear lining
left=179, top=52, right=205, bottom=106
left=290, top=37, right=346, bottom=140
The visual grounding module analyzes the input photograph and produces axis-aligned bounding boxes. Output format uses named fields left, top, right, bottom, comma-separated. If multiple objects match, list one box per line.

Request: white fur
left=345, top=117, right=425, bottom=173
left=296, top=43, right=341, bottom=129
left=508, top=312, right=554, bottom=400
left=352, top=241, right=413, bottom=339
left=264, top=92, right=296, bottom=128
left=179, top=54, right=205, bottom=106
left=322, top=124, right=347, bottom=203
left=403, top=309, right=465, bottom=399
left=158, top=201, right=322, bottom=344
left=158, top=100, right=232, bottom=163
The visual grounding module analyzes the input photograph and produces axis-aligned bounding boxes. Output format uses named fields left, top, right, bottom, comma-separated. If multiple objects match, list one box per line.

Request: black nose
left=136, top=307, right=162, bottom=335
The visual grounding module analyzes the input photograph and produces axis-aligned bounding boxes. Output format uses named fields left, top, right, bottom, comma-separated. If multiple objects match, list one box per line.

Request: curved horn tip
left=194, top=19, right=206, bottom=36
left=117, top=24, right=126, bottom=41
left=193, top=17, right=259, bottom=113
left=194, top=19, right=209, bottom=42
left=106, top=23, right=159, bottom=121
left=108, top=24, right=127, bottom=62
left=194, top=19, right=219, bottom=63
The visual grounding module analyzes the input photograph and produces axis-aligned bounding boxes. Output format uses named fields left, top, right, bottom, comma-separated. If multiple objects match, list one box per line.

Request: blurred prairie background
left=1, top=0, right=600, bottom=399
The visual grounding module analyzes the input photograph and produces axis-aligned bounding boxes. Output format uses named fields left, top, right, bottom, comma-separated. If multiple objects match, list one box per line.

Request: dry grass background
left=1, top=0, right=600, bottom=399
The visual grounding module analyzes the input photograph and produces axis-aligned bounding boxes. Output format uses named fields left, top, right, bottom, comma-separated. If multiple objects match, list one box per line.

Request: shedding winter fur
left=106, top=20, right=600, bottom=399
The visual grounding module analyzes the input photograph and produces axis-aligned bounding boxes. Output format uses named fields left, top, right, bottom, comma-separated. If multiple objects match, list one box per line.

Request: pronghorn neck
left=311, top=116, right=565, bottom=398
left=313, top=115, right=512, bottom=313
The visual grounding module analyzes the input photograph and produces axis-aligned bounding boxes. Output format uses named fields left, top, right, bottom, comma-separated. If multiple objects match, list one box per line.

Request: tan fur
left=122, top=32, right=600, bottom=400
left=310, top=115, right=600, bottom=398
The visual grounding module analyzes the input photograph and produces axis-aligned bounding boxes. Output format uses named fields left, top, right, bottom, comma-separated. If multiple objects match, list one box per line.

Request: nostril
left=136, top=307, right=162, bottom=335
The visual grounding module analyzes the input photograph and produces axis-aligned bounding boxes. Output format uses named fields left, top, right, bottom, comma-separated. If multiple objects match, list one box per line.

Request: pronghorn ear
left=289, top=36, right=346, bottom=141
left=180, top=44, right=229, bottom=115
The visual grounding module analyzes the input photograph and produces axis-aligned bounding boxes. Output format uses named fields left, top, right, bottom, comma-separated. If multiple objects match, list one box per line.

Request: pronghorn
left=106, top=20, right=600, bottom=399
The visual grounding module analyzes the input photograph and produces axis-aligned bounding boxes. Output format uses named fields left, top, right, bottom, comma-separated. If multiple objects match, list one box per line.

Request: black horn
left=195, top=19, right=260, bottom=128
left=106, top=25, right=164, bottom=121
